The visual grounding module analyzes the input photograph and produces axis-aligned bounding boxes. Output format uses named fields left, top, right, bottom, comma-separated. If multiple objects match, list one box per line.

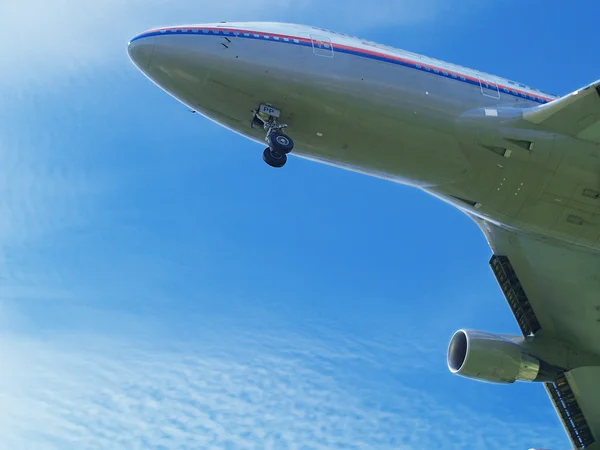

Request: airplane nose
left=127, top=35, right=155, bottom=70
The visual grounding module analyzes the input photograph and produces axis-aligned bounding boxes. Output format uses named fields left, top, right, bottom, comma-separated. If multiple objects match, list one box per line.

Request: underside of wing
left=522, top=79, right=600, bottom=144
left=475, top=218, right=600, bottom=449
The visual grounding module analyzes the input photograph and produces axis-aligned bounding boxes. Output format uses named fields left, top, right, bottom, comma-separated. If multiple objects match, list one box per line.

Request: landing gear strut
left=252, top=104, right=294, bottom=168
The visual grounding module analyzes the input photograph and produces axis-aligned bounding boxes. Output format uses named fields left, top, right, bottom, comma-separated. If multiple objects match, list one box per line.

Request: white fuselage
left=128, top=22, right=600, bottom=251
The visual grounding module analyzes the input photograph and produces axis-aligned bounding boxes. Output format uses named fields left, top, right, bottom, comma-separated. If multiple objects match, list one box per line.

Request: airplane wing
left=474, top=218, right=600, bottom=449
left=522, top=80, right=600, bottom=144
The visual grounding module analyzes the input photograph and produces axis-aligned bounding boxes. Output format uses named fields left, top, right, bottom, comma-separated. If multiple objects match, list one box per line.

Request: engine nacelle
left=447, top=330, right=560, bottom=384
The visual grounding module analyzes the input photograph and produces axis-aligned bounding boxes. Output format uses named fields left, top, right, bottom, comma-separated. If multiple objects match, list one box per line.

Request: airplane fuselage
left=128, top=22, right=600, bottom=251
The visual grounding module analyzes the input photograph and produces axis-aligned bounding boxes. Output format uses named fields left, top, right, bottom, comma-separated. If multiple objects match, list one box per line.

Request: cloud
left=0, top=0, right=488, bottom=86
left=0, top=127, right=111, bottom=245
left=0, top=315, right=565, bottom=450
left=0, top=106, right=118, bottom=310
left=1, top=0, right=275, bottom=82
left=0, top=3, right=564, bottom=450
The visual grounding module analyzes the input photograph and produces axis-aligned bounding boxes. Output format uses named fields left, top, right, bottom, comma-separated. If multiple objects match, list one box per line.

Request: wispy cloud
left=0, top=313, right=564, bottom=450
left=0, top=123, right=112, bottom=270
left=0, top=0, right=489, bottom=86
left=0, top=2, right=565, bottom=449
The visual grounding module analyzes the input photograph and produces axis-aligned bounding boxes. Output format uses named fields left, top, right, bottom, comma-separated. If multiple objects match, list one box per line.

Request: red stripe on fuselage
left=145, top=26, right=555, bottom=103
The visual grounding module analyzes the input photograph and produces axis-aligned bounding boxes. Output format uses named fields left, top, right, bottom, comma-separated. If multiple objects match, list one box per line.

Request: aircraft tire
left=263, top=147, right=287, bottom=168
left=268, top=132, right=294, bottom=154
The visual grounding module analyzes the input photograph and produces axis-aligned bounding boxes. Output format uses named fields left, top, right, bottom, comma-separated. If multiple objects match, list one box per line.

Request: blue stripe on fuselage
left=130, top=28, right=553, bottom=105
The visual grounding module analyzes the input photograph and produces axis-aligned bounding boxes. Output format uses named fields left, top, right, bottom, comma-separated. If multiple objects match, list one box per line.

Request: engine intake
left=447, top=330, right=560, bottom=384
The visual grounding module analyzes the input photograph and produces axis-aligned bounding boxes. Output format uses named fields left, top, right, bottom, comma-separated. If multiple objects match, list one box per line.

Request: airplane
left=127, top=21, right=600, bottom=449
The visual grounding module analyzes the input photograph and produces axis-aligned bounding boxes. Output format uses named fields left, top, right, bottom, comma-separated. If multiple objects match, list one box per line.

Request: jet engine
left=447, top=330, right=561, bottom=384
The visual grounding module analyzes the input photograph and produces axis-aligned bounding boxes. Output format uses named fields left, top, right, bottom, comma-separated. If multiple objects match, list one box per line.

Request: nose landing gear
left=263, top=130, right=294, bottom=168
left=252, top=104, right=294, bottom=168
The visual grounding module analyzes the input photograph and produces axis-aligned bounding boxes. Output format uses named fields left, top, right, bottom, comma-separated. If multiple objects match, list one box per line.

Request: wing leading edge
left=475, top=219, right=600, bottom=449
left=522, top=79, right=600, bottom=144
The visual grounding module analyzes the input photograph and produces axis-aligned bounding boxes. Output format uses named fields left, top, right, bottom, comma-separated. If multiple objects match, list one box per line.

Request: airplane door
left=310, top=35, right=334, bottom=58
left=477, top=76, right=500, bottom=99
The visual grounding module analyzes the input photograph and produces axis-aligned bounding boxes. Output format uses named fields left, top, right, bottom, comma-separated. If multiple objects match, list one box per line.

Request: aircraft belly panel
left=140, top=30, right=600, bottom=249
left=144, top=33, right=475, bottom=185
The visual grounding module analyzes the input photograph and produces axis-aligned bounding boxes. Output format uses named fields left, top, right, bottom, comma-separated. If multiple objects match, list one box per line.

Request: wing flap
left=546, top=373, right=597, bottom=449
left=475, top=219, right=600, bottom=449
left=568, top=367, right=600, bottom=448
left=522, top=80, right=600, bottom=144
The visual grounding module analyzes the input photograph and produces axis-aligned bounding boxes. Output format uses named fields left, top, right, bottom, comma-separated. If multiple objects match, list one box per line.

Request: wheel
left=263, top=147, right=287, bottom=168
left=268, top=132, right=294, bottom=154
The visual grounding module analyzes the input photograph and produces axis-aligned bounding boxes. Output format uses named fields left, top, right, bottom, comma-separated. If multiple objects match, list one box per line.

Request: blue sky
left=1, top=0, right=598, bottom=448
